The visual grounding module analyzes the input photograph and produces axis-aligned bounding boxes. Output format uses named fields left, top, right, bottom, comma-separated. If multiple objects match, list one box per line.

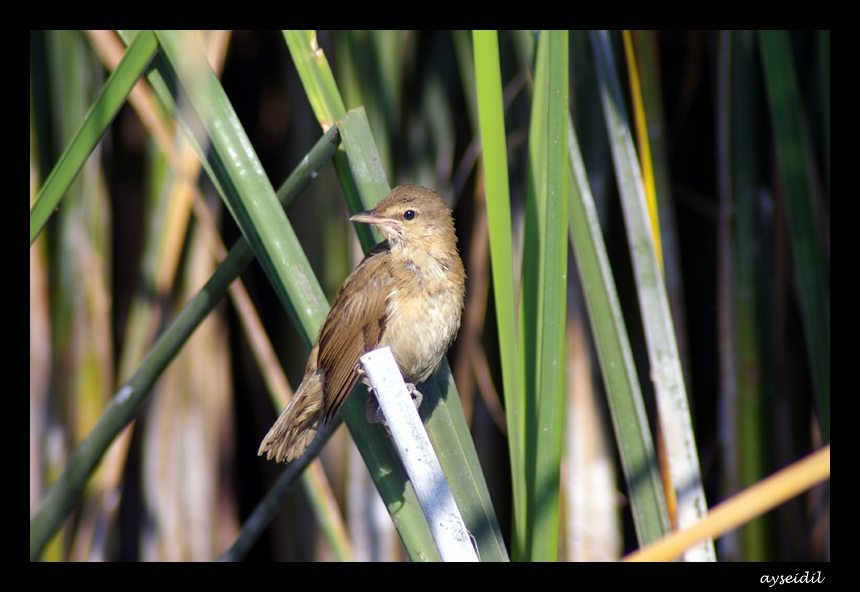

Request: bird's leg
left=365, top=382, right=424, bottom=428
left=405, top=382, right=423, bottom=409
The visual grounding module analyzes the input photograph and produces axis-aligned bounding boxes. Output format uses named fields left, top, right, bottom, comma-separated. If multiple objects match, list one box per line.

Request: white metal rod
left=360, top=347, right=478, bottom=562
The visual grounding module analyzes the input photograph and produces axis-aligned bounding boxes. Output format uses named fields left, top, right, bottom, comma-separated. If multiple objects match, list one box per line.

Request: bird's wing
left=316, top=245, right=392, bottom=420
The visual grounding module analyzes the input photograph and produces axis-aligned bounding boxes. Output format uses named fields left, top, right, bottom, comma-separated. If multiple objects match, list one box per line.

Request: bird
left=258, top=185, right=466, bottom=463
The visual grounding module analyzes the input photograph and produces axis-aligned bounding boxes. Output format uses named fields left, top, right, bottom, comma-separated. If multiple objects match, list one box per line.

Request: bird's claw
left=365, top=382, right=423, bottom=428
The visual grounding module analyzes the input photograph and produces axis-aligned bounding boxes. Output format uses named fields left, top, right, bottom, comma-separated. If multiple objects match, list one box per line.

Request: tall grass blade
left=472, top=29, right=524, bottom=559
left=591, top=30, right=715, bottom=561
left=628, top=31, right=691, bottom=384
left=759, top=30, right=830, bottom=443
left=30, top=29, right=157, bottom=245
left=717, top=30, right=774, bottom=560
left=283, top=30, right=346, bottom=130
left=29, top=117, right=341, bottom=560
left=566, top=113, right=670, bottom=546
left=284, top=30, right=372, bottom=247
left=526, top=29, right=568, bottom=561
left=155, top=30, right=330, bottom=333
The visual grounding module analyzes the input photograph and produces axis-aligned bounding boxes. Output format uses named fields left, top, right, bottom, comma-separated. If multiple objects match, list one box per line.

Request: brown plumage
left=258, top=185, right=466, bottom=463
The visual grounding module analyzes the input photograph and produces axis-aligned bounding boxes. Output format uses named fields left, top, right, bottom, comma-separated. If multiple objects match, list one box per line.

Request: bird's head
left=350, top=185, right=457, bottom=249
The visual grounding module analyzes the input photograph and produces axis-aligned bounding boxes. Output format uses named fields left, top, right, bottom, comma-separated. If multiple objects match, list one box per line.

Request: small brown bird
left=258, top=185, right=466, bottom=463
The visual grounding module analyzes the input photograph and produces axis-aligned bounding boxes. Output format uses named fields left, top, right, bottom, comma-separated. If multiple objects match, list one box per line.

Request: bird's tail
left=258, top=370, right=325, bottom=463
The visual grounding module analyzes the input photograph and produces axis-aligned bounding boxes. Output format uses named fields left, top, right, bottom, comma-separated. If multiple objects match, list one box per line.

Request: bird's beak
left=349, top=209, right=380, bottom=224
left=351, top=210, right=402, bottom=234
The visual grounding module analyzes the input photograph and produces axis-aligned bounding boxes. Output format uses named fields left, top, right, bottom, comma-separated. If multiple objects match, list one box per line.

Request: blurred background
left=30, top=30, right=829, bottom=561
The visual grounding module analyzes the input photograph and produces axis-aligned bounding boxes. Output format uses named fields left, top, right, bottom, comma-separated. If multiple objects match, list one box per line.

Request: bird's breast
left=379, top=257, right=464, bottom=385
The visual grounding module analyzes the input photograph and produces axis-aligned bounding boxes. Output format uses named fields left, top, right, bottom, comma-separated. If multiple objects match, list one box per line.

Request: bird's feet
left=366, top=382, right=423, bottom=428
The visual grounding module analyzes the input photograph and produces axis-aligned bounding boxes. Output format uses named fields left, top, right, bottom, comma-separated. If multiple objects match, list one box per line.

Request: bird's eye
left=403, top=210, right=416, bottom=220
